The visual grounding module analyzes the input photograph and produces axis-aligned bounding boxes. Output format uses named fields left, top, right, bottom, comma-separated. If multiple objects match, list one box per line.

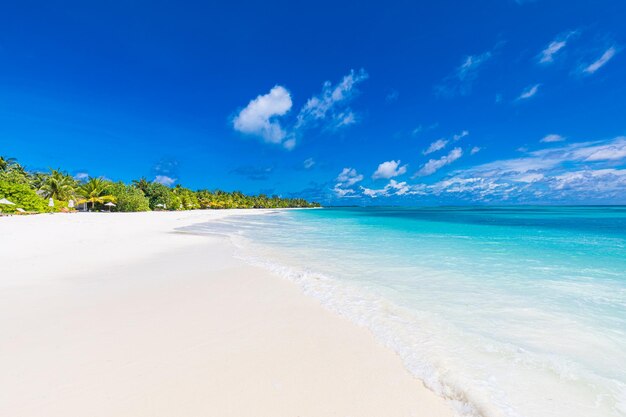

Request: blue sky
left=1, top=0, right=625, bottom=204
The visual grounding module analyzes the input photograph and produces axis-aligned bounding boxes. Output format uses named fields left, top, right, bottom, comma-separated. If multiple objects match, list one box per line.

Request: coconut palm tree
left=39, top=169, right=77, bottom=201
left=0, top=156, right=17, bottom=172
left=78, top=177, right=116, bottom=210
left=132, top=177, right=150, bottom=194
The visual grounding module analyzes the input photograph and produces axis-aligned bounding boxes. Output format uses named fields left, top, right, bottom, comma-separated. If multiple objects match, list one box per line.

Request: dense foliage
left=109, top=182, right=151, bottom=212
left=0, top=181, right=48, bottom=213
left=0, top=156, right=320, bottom=214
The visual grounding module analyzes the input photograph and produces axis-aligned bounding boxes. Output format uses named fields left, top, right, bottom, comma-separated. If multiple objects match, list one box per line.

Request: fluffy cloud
left=336, top=167, right=364, bottom=186
left=453, top=130, right=469, bottom=141
left=334, top=167, right=364, bottom=197
left=372, top=160, right=408, bottom=179
left=428, top=136, right=626, bottom=201
left=415, top=147, right=463, bottom=177
left=552, top=169, right=626, bottom=191
left=361, top=180, right=413, bottom=198
left=423, top=139, right=448, bottom=155
left=517, top=84, right=541, bottom=100
left=154, top=175, right=176, bottom=186
left=333, top=185, right=356, bottom=197
left=328, top=137, right=626, bottom=203
left=74, top=172, right=89, bottom=181
left=583, top=138, right=626, bottom=161
left=538, top=31, right=577, bottom=64
left=470, top=146, right=481, bottom=155
left=541, top=134, right=565, bottom=143
left=152, top=158, right=179, bottom=185
left=233, top=86, right=293, bottom=146
left=232, top=70, right=367, bottom=149
left=296, top=69, right=368, bottom=130
left=583, top=46, right=618, bottom=75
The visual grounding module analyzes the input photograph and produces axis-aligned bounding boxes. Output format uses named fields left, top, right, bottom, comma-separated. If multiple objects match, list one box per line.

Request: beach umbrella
left=68, top=200, right=75, bottom=208
left=104, top=202, right=116, bottom=212
left=0, top=198, right=15, bottom=213
left=48, top=198, right=54, bottom=207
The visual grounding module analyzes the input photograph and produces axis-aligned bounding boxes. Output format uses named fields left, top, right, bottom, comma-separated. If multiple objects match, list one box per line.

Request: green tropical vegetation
left=0, top=156, right=320, bottom=214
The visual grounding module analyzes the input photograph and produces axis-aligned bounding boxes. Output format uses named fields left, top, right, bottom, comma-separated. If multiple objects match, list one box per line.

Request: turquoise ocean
left=184, top=207, right=626, bottom=417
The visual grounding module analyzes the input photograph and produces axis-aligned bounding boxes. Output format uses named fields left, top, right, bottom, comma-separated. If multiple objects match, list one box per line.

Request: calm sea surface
left=184, top=206, right=626, bottom=417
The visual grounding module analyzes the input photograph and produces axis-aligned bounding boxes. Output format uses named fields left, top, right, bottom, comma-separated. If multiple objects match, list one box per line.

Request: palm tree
left=39, top=169, right=77, bottom=201
left=0, top=156, right=17, bottom=172
left=78, top=177, right=115, bottom=210
left=132, top=177, right=150, bottom=194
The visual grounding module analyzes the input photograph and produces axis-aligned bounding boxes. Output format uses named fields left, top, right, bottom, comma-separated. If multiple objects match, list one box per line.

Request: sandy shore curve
left=0, top=210, right=454, bottom=417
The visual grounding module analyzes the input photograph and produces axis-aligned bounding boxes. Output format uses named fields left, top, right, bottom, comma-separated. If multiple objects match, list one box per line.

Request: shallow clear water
left=183, top=206, right=626, bottom=417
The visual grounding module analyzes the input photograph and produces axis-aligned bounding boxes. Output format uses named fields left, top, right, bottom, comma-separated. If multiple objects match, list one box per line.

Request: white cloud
left=583, top=46, right=617, bottom=74
left=74, top=172, right=89, bottom=181
left=540, top=40, right=567, bottom=64
left=233, top=86, right=293, bottom=145
left=282, top=137, right=296, bottom=150
left=470, top=146, right=481, bottom=155
left=517, top=84, right=541, bottom=100
left=360, top=186, right=386, bottom=198
left=333, top=185, right=356, bottom=197
left=154, top=175, right=176, bottom=186
left=423, top=139, right=448, bottom=155
left=458, top=53, right=492, bottom=79
left=303, top=158, right=315, bottom=169
left=296, top=69, right=368, bottom=130
left=372, top=160, right=408, bottom=179
left=423, top=131, right=468, bottom=155
left=552, top=169, right=626, bottom=191
left=361, top=180, right=413, bottom=198
left=453, top=130, right=469, bottom=141
left=455, top=137, right=626, bottom=179
left=539, top=31, right=577, bottom=64
left=334, top=137, right=626, bottom=203
left=232, top=70, right=367, bottom=150
left=336, top=167, right=364, bottom=186
left=334, top=167, right=364, bottom=198
left=541, top=134, right=566, bottom=143
left=415, top=147, right=463, bottom=177
left=583, top=138, right=626, bottom=161
left=334, top=110, right=357, bottom=127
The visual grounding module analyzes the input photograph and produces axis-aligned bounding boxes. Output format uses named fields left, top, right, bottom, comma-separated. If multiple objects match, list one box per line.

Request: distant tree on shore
left=39, top=170, right=78, bottom=201
left=77, top=178, right=116, bottom=210
left=0, top=155, right=321, bottom=214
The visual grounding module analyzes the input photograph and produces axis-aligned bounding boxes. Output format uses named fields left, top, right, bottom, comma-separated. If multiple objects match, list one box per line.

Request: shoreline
left=0, top=210, right=455, bottom=417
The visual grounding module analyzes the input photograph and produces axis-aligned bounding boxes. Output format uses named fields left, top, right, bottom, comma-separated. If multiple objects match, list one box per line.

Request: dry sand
left=0, top=210, right=454, bottom=417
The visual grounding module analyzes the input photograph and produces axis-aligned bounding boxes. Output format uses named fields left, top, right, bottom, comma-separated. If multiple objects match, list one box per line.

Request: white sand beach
left=0, top=210, right=454, bottom=417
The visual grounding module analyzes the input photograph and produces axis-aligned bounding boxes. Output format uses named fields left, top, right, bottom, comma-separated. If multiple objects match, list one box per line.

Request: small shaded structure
left=0, top=198, right=16, bottom=214
left=104, top=202, right=116, bottom=212
left=0, top=198, right=15, bottom=206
